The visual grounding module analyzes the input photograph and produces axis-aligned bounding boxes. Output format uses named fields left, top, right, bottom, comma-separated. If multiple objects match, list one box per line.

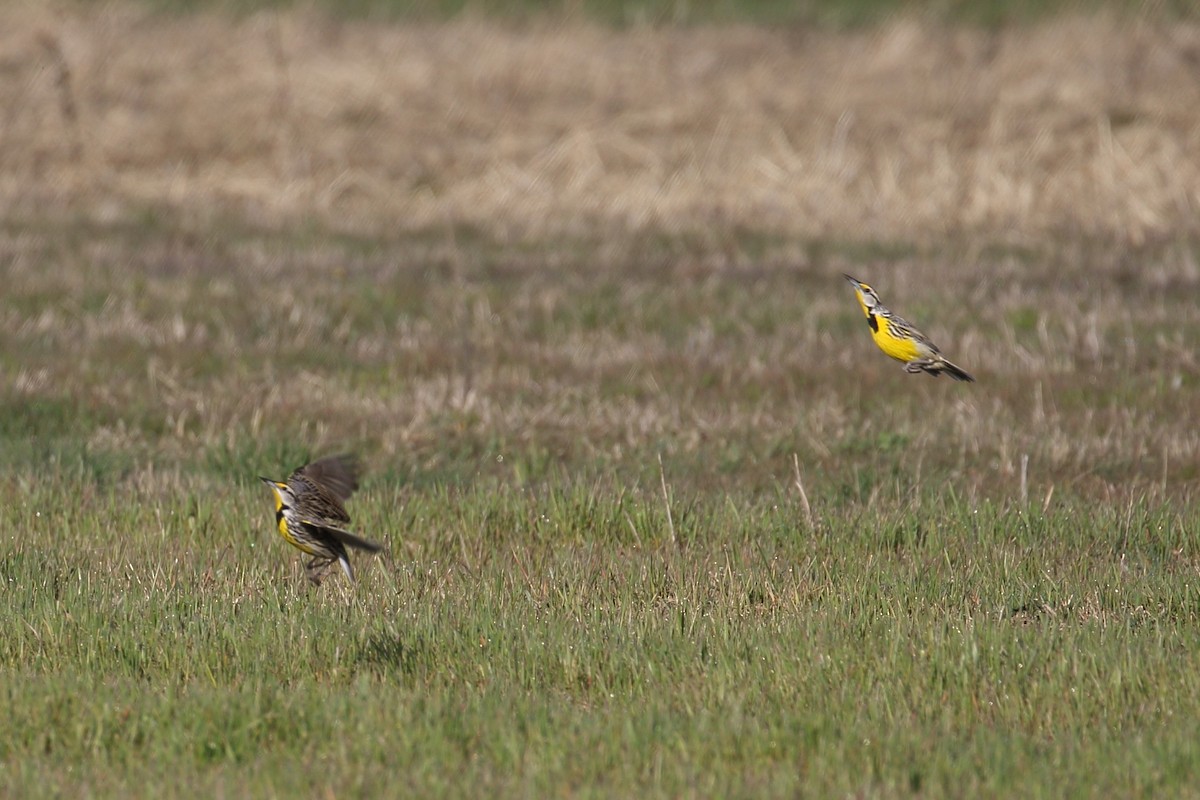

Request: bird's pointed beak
left=843, top=273, right=862, bottom=288
left=259, top=476, right=276, bottom=487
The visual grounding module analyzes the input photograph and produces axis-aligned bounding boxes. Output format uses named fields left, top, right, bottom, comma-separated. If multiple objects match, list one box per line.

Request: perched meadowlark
left=843, top=274, right=975, bottom=382
left=259, top=454, right=382, bottom=584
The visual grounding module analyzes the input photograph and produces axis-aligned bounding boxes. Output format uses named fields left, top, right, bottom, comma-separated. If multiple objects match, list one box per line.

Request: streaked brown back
left=287, top=454, right=361, bottom=525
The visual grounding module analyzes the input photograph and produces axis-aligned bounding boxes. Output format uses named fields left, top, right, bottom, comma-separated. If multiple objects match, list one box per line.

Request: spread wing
left=291, top=454, right=360, bottom=502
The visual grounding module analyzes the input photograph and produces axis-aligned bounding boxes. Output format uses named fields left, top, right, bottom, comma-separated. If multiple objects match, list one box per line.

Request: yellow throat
left=849, top=281, right=923, bottom=364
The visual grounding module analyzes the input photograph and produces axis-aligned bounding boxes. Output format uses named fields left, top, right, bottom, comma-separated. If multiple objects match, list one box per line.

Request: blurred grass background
left=3, top=1, right=1200, bottom=797
left=141, top=0, right=1200, bottom=26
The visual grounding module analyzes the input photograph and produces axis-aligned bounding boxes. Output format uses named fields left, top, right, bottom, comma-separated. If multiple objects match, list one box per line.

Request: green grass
left=3, top=478, right=1200, bottom=796
left=3, top=216, right=1200, bottom=796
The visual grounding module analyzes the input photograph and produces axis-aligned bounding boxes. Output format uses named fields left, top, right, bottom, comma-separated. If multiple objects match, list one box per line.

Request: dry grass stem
left=658, top=452, right=676, bottom=545
left=34, top=29, right=82, bottom=165
left=792, top=453, right=814, bottom=530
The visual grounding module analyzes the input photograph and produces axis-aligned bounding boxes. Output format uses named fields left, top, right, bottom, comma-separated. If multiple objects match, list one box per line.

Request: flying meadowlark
left=259, top=454, right=382, bottom=584
left=843, top=274, right=975, bottom=382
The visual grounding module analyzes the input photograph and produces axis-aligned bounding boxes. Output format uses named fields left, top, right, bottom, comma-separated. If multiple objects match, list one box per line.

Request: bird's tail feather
left=938, top=358, right=975, bottom=382
left=319, top=525, right=383, bottom=553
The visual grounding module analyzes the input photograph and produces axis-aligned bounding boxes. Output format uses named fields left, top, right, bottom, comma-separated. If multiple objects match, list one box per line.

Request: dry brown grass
left=4, top=211, right=1199, bottom=507
left=2, top=5, right=1198, bottom=244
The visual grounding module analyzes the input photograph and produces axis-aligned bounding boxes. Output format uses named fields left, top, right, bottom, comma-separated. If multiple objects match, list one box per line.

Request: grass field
left=3, top=2, right=1200, bottom=797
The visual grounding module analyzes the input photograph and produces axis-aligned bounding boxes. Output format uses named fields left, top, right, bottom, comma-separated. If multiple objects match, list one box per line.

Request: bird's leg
left=305, top=556, right=337, bottom=585
left=905, top=358, right=941, bottom=376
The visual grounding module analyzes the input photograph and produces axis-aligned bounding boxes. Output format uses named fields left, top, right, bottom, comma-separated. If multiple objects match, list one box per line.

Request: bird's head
left=259, top=477, right=294, bottom=511
left=843, top=274, right=881, bottom=317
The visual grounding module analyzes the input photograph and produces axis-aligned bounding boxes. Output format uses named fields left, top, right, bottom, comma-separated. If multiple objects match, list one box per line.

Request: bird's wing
left=296, top=481, right=354, bottom=525
left=292, top=454, right=361, bottom=502
left=883, top=312, right=938, bottom=351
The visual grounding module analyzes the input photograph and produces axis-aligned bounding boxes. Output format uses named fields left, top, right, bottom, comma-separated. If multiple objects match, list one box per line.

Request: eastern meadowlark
left=259, top=454, right=382, bottom=584
left=843, top=274, right=975, bottom=382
